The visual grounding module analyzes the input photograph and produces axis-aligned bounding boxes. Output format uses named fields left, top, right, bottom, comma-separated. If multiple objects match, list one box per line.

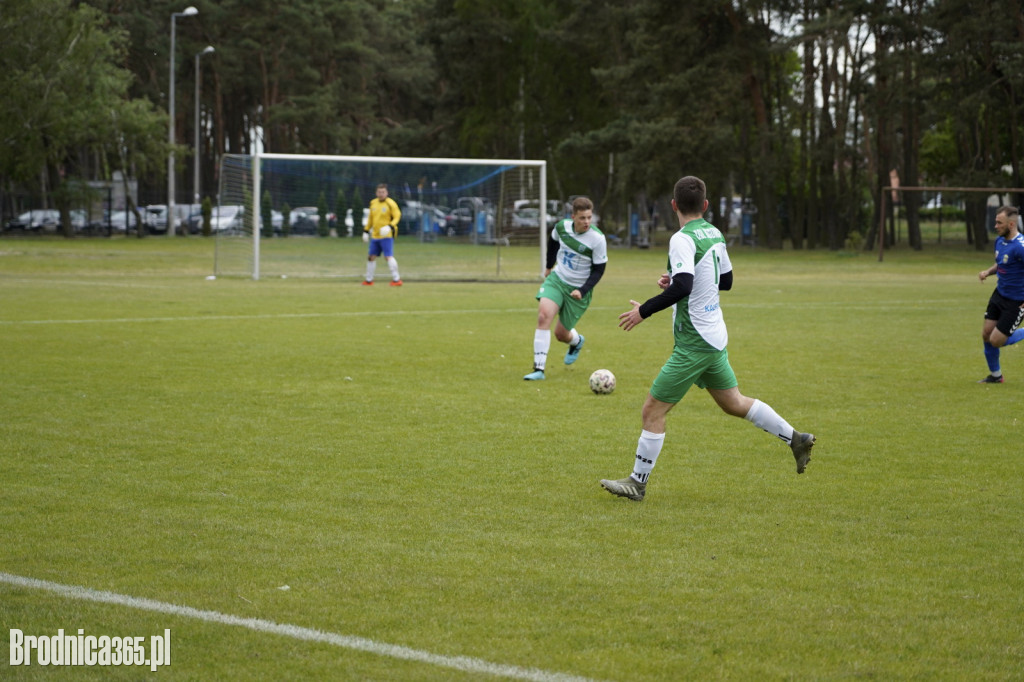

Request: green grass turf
left=1, top=236, right=1022, bottom=680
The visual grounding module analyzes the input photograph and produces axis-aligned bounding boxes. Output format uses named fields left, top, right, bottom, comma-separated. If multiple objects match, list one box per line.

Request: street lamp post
left=168, top=6, right=198, bottom=236
left=193, top=46, right=215, bottom=209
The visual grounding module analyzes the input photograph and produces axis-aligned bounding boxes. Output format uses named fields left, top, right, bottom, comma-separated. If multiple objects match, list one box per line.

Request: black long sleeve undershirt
left=638, top=273, right=692, bottom=318
left=638, top=271, right=733, bottom=319
left=577, top=262, right=605, bottom=296
left=545, top=236, right=560, bottom=270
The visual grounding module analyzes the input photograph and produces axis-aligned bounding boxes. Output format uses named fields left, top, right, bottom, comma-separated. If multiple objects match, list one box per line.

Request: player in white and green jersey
left=599, top=176, right=815, bottom=502
left=523, top=196, right=607, bottom=381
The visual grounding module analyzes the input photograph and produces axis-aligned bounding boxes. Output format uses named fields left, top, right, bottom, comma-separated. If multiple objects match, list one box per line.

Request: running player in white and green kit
left=600, top=176, right=815, bottom=502
left=523, top=196, right=607, bottom=381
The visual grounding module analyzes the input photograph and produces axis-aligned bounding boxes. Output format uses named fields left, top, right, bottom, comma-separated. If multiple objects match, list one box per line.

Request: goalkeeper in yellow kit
left=363, top=183, right=402, bottom=286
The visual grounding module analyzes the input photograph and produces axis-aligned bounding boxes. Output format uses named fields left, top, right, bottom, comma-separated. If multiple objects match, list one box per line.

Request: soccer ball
left=589, top=369, right=616, bottom=394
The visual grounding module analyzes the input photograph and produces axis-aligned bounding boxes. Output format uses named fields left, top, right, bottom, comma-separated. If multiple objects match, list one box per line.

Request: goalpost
left=216, top=153, right=548, bottom=281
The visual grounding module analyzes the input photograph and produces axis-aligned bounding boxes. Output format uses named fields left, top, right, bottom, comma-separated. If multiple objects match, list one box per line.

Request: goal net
left=215, top=153, right=548, bottom=281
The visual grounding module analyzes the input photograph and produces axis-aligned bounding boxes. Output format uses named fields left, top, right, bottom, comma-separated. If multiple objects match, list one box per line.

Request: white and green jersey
left=550, top=219, right=608, bottom=289
left=668, top=218, right=732, bottom=351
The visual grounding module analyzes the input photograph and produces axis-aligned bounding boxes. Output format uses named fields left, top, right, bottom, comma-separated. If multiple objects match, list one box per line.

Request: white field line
left=0, top=300, right=948, bottom=327
left=0, top=308, right=539, bottom=326
left=0, top=277, right=182, bottom=289
left=0, top=572, right=597, bottom=682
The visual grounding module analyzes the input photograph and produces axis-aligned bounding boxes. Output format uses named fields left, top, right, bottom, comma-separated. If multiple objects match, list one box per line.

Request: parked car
left=4, top=209, right=60, bottom=233
left=4, top=209, right=100, bottom=234
left=288, top=207, right=336, bottom=234
left=174, top=203, right=202, bottom=231
left=69, top=210, right=89, bottom=232
left=510, top=207, right=541, bottom=228
left=144, top=205, right=169, bottom=233
left=16, top=209, right=91, bottom=233
left=136, top=203, right=200, bottom=234
left=289, top=206, right=320, bottom=235
left=79, top=211, right=112, bottom=235
left=513, top=200, right=566, bottom=228
left=209, top=205, right=245, bottom=233
left=403, top=201, right=449, bottom=233
left=184, top=210, right=202, bottom=234
left=445, top=206, right=495, bottom=235
left=445, top=207, right=474, bottom=233
left=256, top=210, right=284, bottom=234
left=108, top=209, right=140, bottom=233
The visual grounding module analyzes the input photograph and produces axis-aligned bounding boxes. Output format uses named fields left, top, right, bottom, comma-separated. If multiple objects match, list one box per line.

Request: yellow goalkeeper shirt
left=365, top=197, right=401, bottom=238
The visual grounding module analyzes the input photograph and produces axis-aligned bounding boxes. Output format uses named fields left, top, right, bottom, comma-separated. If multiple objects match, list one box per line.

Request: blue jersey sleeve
left=995, top=235, right=1024, bottom=300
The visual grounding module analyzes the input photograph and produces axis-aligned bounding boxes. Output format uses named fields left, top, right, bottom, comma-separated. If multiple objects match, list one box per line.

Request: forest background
left=2, top=0, right=1023, bottom=251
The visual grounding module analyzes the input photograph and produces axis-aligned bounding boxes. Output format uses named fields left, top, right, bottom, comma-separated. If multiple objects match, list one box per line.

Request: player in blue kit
left=978, top=206, right=1024, bottom=383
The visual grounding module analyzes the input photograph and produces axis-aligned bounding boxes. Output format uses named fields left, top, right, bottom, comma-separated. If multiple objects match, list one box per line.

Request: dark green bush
left=317, top=191, right=329, bottom=237
left=201, top=197, right=212, bottom=237
left=281, top=202, right=292, bottom=237
left=919, top=205, right=965, bottom=221
left=261, top=190, right=274, bottom=238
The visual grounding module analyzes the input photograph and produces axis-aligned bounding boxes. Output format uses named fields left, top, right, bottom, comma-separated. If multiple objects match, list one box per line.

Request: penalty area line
left=0, top=572, right=596, bottom=682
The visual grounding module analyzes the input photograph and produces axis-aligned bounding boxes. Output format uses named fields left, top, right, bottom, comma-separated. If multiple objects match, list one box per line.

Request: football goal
left=215, top=153, right=549, bottom=281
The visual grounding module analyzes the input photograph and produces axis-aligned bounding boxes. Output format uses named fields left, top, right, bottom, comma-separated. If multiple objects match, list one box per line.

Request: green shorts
left=536, top=273, right=592, bottom=330
left=649, top=346, right=738, bottom=404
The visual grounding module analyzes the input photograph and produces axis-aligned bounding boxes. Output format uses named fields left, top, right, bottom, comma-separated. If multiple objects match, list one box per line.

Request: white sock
left=365, top=260, right=377, bottom=282
left=387, top=256, right=400, bottom=281
left=568, top=328, right=581, bottom=347
left=533, top=329, right=551, bottom=371
left=632, top=430, right=665, bottom=483
left=744, top=399, right=795, bottom=444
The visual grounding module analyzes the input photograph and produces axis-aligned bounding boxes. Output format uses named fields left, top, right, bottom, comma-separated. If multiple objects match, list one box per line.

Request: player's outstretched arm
left=618, top=300, right=644, bottom=331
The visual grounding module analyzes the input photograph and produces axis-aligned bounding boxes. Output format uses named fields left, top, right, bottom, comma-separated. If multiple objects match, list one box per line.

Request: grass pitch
left=1, top=236, right=1022, bottom=680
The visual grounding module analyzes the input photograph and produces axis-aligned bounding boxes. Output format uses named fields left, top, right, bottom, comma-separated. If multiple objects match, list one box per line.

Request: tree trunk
left=967, top=198, right=988, bottom=250
left=865, top=19, right=893, bottom=253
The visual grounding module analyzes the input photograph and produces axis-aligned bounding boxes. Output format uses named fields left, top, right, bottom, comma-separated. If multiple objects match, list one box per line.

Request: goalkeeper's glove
left=362, top=230, right=369, bottom=243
